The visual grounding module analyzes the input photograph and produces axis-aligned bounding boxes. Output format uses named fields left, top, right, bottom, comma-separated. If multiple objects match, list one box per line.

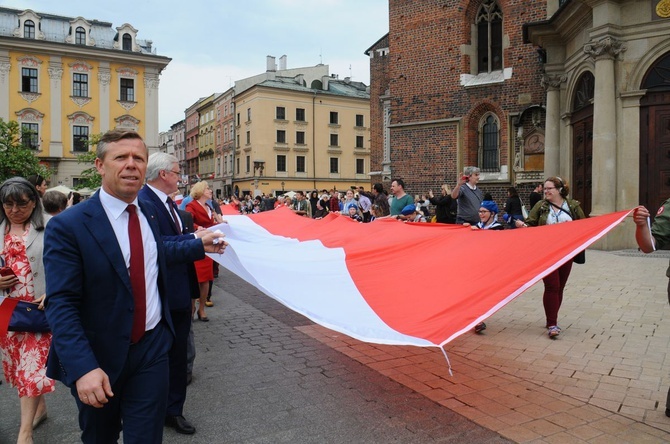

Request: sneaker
left=474, top=322, right=487, bottom=333
left=547, top=326, right=561, bottom=338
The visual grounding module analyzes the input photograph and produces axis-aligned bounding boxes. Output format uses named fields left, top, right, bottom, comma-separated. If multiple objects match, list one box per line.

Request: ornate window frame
left=17, top=56, right=42, bottom=103
left=13, top=10, right=45, bottom=40
left=114, top=114, right=140, bottom=132
left=67, top=111, right=95, bottom=153
left=116, top=67, right=138, bottom=110
left=69, top=61, right=93, bottom=107
left=66, top=18, right=95, bottom=46
left=114, top=24, right=139, bottom=52
left=15, top=108, right=44, bottom=152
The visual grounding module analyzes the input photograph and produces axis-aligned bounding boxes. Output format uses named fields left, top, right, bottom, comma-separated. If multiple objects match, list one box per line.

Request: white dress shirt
left=99, top=188, right=161, bottom=332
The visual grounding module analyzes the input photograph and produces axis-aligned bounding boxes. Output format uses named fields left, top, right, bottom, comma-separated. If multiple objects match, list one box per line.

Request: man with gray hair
left=138, top=152, right=201, bottom=435
left=451, top=166, right=483, bottom=225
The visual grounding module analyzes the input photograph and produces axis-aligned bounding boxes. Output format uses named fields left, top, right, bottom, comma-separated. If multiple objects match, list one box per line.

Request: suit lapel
left=83, top=193, right=133, bottom=294
left=141, top=187, right=180, bottom=236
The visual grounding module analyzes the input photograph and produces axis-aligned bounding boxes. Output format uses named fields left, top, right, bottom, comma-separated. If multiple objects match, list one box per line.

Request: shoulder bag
left=0, top=298, right=50, bottom=333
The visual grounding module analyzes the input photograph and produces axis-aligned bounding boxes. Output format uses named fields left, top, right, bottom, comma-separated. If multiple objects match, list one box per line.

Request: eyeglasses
left=544, top=187, right=557, bottom=190
left=3, top=201, right=32, bottom=210
left=478, top=209, right=490, bottom=214
left=164, top=170, right=181, bottom=176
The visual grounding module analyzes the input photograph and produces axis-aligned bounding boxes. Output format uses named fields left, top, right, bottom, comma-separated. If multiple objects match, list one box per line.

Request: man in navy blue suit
left=139, top=152, right=201, bottom=434
left=43, top=129, right=226, bottom=443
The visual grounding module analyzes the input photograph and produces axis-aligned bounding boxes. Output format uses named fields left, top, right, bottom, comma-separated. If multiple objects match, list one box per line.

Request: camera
left=461, top=175, right=469, bottom=182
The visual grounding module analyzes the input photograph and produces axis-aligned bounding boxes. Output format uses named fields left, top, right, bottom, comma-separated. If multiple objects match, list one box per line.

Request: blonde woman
left=428, top=184, right=457, bottom=224
left=185, top=181, right=219, bottom=321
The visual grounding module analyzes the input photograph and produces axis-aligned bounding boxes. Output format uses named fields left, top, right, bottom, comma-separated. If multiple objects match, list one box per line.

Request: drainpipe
left=312, top=91, right=317, bottom=190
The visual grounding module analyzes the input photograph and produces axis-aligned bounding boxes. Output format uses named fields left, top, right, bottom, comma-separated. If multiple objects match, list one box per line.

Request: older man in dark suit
left=139, top=152, right=201, bottom=434
left=43, top=129, right=226, bottom=443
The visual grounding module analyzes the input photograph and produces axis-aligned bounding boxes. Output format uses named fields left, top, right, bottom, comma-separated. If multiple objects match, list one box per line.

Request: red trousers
left=542, top=261, right=573, bottom=327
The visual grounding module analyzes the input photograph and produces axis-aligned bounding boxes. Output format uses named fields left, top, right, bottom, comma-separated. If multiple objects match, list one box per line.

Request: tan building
left=233, top=74, right=371, bottom=197
left=184, top=98, right=203, bottom=186
left=214, top=88, right=235, bottom=198
left=196, top=94, right=217, bottom=184
left=0, top=7, right=169, bottom=187
left=525, top=0, right=670, bottom=249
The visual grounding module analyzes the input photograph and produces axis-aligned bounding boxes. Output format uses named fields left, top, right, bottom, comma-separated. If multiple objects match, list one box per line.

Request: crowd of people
left=4, top=137, right=662, bottom=442
left=224, top=173, right=542, bottom=232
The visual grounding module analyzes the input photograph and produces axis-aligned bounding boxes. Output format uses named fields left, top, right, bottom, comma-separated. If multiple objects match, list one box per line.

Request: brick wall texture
left=369, top=0, right=547, bottom=204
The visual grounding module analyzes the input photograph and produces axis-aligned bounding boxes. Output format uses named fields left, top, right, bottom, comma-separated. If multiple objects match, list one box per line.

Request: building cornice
left=0, top=35, right=171, bottom=71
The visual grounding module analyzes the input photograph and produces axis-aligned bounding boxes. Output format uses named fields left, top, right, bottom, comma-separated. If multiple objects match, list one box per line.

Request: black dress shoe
left=165, top=415, right=196, bottom=435
left=666, top=408, right=670, bottom=418
left=186, top=372, right=193, bottom=386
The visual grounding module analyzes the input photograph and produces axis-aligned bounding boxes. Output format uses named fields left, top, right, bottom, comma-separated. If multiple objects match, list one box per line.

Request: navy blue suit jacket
left=43, top=191, right=205, bottom=387
left=138, top=186, right=200, bottom=310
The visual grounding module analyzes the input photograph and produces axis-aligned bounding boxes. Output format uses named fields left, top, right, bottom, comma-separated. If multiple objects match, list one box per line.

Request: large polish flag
left=210, top=207, right=631, bottom=348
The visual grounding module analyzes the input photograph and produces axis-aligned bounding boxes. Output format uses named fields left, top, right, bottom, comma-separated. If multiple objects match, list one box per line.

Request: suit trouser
left=74, top=322, right=172, bottom=444
left=186, top=322, right=196, bottom=374
left=666, top=280, right=670, bottom=410
left=167, top=309, right=191, bottom=416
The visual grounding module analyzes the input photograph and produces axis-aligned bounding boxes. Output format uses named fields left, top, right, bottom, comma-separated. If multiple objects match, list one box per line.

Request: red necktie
left=126, top=204, right=146, bottom=343
left=166, top=197, right=182, bottom=234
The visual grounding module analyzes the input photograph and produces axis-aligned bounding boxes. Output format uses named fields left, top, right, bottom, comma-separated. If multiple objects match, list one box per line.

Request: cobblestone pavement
left=297, top=250, right=670, bottom=443
left=0, top=270, right=510, bottom=443
left=4, top=249, right=670, bottom=443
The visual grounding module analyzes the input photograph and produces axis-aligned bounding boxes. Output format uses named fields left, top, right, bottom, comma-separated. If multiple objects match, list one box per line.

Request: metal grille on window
left=481, top=115, right=499, bottom=172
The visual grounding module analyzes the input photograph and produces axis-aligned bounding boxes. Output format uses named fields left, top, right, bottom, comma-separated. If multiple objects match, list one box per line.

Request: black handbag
left=8, top=300, right=50, bottom=333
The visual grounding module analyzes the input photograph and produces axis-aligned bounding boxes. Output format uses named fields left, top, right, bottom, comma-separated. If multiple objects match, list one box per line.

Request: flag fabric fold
left=210, top=207, right=631, bottom=348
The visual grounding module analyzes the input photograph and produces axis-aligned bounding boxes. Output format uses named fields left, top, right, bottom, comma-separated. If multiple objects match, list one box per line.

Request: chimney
left=279, top=55, right=287, bottom=71
left=266, top=55, right=276, bottom=72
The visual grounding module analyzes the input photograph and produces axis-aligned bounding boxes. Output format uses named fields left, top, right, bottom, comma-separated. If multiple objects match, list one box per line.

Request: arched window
left=641, top=52, right=670, bottom=91
left=476, top=0, right=503, bottom=74
left=572, top=72, right=595, bottom=111
left=75, top=27, right=86, bottom=45
left=122, top=33, right=132, bottom=51
left=24, top=20, right=35, bottom=39
left=480, top=114, right=500, bottom=171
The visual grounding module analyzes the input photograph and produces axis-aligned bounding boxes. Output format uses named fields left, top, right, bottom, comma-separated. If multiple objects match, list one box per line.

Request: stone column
left=48, top=59, right=64, bottom=158
left=0, top=52, right=10, bottom=121
left=541, top=73, right=566, bottom=178
left=98, top=63, right=111, bottom=133
left=584, top=37, right=625, bottom=215
left=144, top=71, right=160, bottom=153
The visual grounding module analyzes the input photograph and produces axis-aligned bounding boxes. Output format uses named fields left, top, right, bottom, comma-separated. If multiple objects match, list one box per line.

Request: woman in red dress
left=0, top=177, right=55, bottom=444
left=186, top=181, right=222, bottom=321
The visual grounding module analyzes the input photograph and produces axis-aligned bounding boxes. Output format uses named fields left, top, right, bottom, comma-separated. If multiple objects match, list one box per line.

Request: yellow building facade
left=233, top=76, right=371, bottom=197
left=196, top=94, right=217, bottom=182
left=0, top=7, right=170, bottom=187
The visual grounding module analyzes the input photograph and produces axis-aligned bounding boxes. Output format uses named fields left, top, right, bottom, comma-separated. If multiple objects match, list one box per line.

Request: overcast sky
left=5, top=0, right=389, bottom=131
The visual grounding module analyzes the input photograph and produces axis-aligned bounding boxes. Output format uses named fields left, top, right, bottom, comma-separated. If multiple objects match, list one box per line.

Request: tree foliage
left=75, top=133, right=103, bottom=190
left=0, top=119, right=50, bottom=182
